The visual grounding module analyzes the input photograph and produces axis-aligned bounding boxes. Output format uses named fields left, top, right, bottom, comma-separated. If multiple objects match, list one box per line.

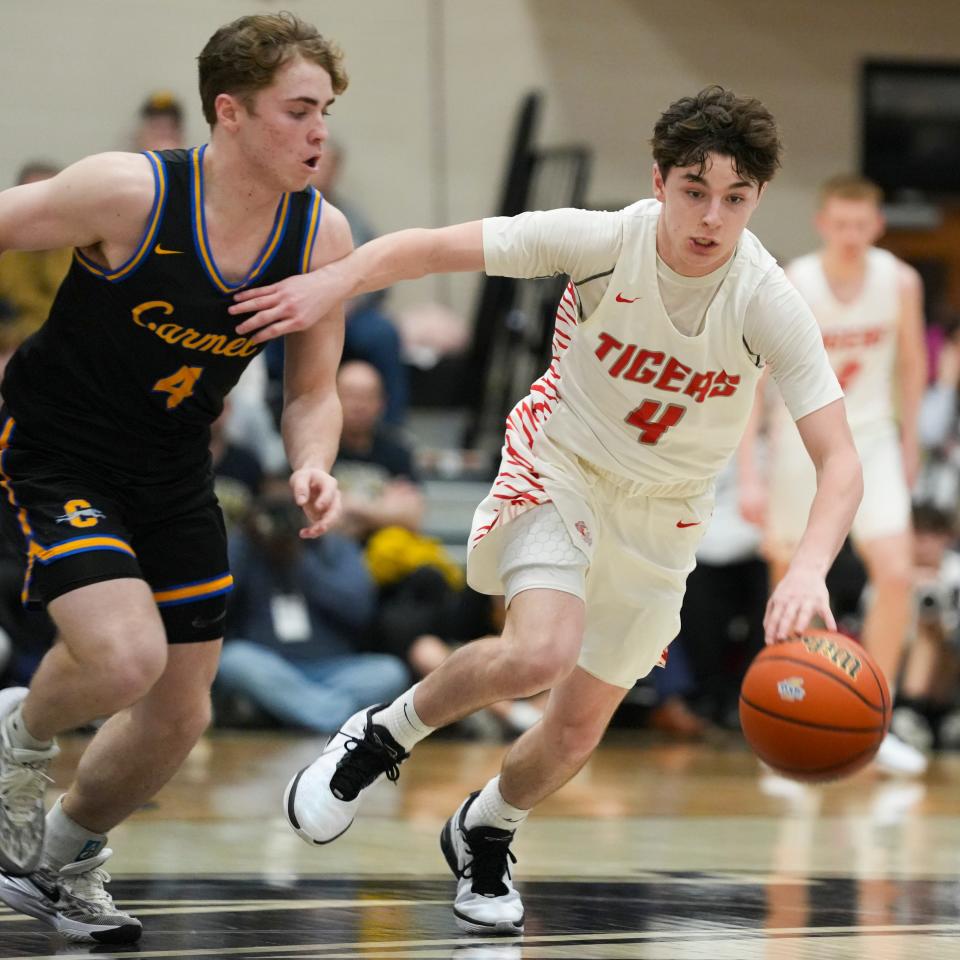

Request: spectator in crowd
left=890, top=503, right=960, bottom=751
left=335, top=361, right=543, bottom=737
left=215, top=483, right=408, bottom=733
left=0, top=163, right=72, bottom=341
left=372, top=562, right=543, bottom=739
left=225, top=355, right=289, bottom=474
left=311, top=142, right=408, bottom=425
left=133, top=91, right=185, bottom=152
left=334, top=360, right=423, bottom=542
left=210, top=400, right=264, bottom=535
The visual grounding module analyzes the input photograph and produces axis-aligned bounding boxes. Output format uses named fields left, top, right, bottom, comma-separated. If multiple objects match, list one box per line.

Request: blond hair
left=818, top=175, right=884, bottom=207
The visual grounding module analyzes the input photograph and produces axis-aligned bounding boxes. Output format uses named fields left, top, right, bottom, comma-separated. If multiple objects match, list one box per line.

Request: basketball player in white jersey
left=230, top=86, right=862, bottom=934
left=741, top=176, right=927, bottom=776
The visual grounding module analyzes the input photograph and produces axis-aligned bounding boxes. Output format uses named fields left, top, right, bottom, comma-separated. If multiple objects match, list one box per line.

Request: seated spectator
left=374, top=567, right=543, bottom=738
left=225, top=354, right=288, bottom=474
left=311, top=142, right=409, bottom=425
left=134, top=91, right=185, bottom=151
left=334, top=360, right=424, bottom=542
left=211, top=399, right=264, bottom=534
left=0, top=163, right=72, bottom=341
left=891, top=503, right=960, bottom=751
left=215, top=483, right=408, bottom=732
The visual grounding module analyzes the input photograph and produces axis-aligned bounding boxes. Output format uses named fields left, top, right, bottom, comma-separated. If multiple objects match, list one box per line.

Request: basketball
left=739, top=629, right=891, bottom=782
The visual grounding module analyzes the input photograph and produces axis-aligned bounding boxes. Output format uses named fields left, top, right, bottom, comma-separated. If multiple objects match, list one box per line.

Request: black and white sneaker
left=284, top=705, right=409, bottom=844
left=441, top=792, right=524, bottom=935
left=0, top=848, right=142, bottom=943
left=0, top=687, right=58, bottom=876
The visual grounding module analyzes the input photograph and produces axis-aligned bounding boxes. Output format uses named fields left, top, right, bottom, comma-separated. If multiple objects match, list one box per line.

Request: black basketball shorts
left=0, top=415, right=231, bottom=643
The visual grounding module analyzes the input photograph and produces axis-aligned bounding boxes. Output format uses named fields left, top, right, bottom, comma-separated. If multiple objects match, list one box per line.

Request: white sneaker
left=874, top=732, right=928, bottom=777
left=890, top=706, right=935, bottom=752
left=284, top=705, right=408, bottom=845
left=441, top=792, right=525, bottom=935
left=0, top=687, right=58, bottom=875
left=0, top=848, right=141, bottom=943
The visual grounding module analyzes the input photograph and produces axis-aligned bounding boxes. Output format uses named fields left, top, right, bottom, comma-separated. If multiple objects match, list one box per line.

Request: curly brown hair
left=651, top=85, right=782, bottom=186
left=198, top=12, right=348, bottom=126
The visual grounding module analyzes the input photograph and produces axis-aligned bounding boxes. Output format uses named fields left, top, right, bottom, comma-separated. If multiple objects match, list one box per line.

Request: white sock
left=5, top=704, right=53, bottom=751
left=373, top=684, right=435, bottom=752
left=464, top=776, right=530, bottom=832
left=42, top=796, right=107, bottom=870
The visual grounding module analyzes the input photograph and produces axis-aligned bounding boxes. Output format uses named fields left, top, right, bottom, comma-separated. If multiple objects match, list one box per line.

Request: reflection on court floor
left=1, top=732, right=958, bottom=958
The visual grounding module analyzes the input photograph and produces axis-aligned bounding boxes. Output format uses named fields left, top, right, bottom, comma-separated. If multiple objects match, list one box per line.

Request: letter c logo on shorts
left=58, top=499, right=106, bottom=528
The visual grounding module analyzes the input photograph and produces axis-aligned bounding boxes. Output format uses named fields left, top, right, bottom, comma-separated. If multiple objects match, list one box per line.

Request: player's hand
left=230, top=268, right=348, bottom=344
left=290, top=467, right=341, bottom=538
left=763, top=562, right=836, bottom=645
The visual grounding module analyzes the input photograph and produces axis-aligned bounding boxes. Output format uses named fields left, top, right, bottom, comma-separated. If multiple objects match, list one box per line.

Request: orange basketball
left=739, top=629, right=891, bottom=782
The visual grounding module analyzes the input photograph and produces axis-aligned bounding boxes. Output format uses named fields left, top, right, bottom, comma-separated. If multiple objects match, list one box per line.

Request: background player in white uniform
left=740, top=175, right=927, bottom=775
left=231, top=87, right=862, bottom=934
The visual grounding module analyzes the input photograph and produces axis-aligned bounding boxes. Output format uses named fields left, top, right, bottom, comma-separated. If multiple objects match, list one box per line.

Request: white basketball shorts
left=468, top=451, right=713, bottom=690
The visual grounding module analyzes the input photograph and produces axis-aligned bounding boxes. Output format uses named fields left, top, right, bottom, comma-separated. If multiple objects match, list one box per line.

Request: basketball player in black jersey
left=0, top=13, right=352, bottom=943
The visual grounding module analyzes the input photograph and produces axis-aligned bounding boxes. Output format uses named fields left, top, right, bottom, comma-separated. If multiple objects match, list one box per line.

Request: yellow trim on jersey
left=192, top=147, right=291, bottom=293
left=153, top=574, right=234, bottom=605
left=300, top=188, right=323, bottom=272
left=75, top=152, right=167, bottom=281
left=37, top=537, right=137, bottom=563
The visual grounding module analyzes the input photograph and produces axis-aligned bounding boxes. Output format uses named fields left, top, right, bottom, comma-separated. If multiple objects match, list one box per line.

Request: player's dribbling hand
left=230, top=268, right=347, bottom=344
left=763, top=562, right=836, bottom=645
left=290, top=468, right=342, bottom=539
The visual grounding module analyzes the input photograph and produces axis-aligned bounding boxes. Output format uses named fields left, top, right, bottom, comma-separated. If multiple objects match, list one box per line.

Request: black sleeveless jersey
left=1, top=147, right=324, bottom=479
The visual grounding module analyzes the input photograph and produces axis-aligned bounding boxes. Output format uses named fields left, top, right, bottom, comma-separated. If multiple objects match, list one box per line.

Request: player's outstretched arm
left=280, top=203, right=354, bottom=538
left=0, top=153, right=154, bottom=257
left=230, top=220, right=484, bottom=344
left=764, top=398, right=862, bottom=644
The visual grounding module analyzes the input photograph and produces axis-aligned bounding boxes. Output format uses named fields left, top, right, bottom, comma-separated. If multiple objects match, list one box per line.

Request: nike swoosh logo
left=154, top=244, right=184, bottom=255
left=615, top=293, right=639, bottom=303
left=191, top=609, right=227, bottom=629
left=676, top=521, right=701, bottom=528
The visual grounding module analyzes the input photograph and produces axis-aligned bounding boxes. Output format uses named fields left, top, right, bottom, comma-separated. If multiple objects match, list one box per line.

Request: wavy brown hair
left=651, top=85, right=782, bottom=185
left=198, top=12, right=348, bottom=126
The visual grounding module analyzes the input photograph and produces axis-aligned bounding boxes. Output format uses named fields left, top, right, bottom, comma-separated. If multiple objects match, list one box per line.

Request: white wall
left=2, top=0, right=957, bottom=316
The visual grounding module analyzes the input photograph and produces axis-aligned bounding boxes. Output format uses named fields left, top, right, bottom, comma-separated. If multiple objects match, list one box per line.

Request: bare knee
left=545, top=712, right=607, bottom=765
left=497, top=630, right=581, bottom=696
left=82, top=634, right=168, bottom=710
left=140, top=691, right=213, bottom=746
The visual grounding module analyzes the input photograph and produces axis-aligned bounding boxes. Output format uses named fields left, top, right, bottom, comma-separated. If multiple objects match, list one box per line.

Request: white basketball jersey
left=530, top=201, right=771, bottom=493
left=787, top=248, right=900, bottom=431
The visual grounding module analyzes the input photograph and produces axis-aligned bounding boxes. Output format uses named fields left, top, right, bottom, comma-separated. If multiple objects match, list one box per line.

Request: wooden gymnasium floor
left=3, top=728, right=960, bottom=959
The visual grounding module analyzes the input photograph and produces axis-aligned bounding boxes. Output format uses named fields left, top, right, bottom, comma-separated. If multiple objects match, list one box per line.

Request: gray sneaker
left=0, top=848, right=142, bottom=943
left=0, top=687, right=58, bottom=875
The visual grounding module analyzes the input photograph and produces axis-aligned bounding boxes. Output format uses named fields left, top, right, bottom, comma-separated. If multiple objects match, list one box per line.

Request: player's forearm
left=791, top=446, right=863, bottom=576
left=321, top=222, right=484, bottom=300
left=281, top=389, right=342, bottom=473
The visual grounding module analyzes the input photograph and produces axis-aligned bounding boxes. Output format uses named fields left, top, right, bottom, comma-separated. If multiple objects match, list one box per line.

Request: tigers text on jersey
left=786, top=248, right=900, bottom=431
left=481, top=200, right=840, bottom=496
left=0, top=147, right=324, bottom=478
